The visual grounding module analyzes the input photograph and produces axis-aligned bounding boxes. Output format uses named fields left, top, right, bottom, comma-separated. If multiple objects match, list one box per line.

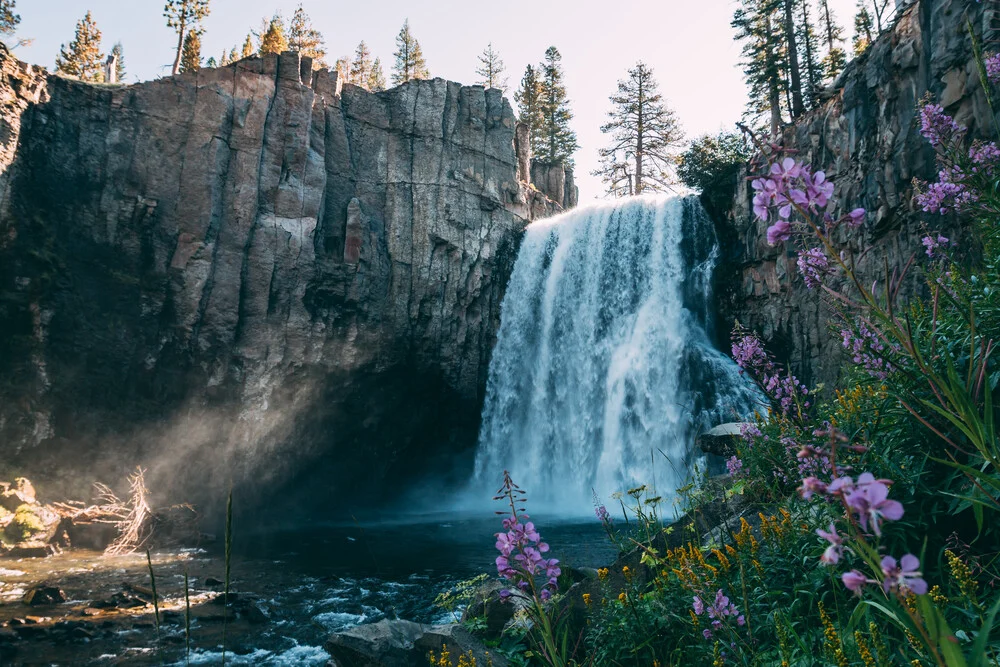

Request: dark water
left=187, top=515, right=616, bottom=664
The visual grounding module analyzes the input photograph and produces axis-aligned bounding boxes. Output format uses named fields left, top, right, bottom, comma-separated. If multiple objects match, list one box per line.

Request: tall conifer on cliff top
left=55, top=11, right=105, bottom=82
left=391, top=19, right=429, bottom=85
left=288, top=4, right=326, bottom=67
left=515, top=65, right=544, bottom=158
left=537, top=46, right=578, bottom=166
left=164, top=0, right=210, bottom=76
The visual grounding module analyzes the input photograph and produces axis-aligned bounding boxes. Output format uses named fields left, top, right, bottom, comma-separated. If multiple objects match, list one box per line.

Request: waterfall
left=474, top=195, right=760, bottom=512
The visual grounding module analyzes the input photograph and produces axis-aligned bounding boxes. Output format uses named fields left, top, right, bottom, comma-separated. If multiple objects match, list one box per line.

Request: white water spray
left=474, top=195, right=759, bottom=512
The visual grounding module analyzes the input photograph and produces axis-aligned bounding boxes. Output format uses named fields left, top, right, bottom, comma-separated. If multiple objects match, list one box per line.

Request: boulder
left=23, top=584, right=66, bottom=606
left=326, top=620, right=505, bottom=667
left=0, top=479, right=37, bottom=512
left=697, top=423, right=748, bottom=457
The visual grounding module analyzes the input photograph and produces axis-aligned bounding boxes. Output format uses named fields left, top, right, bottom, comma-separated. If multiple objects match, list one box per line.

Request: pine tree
left=391, top=19, right=429, bottom=85
left=368, top=57, right=386, bottom=91
left=335, top=56, right=350, bottom=81
left=55, top=11, right=105, bottom=82
left=537, top=46, right=578, bottom=166
left=349, top=41, right=373, bottom=86
left=0, top=0, right=19, bottom=37
left=164, top=0, right=210, bottom=76
left=594, top=62, right=683, bottom=197
left=732, top=0, right=786, bottom=137
left=782, top=0, right=805, bottom=117
left=853, top=4, right=874, bottom=56
left=797, top=0, right=821, bottom=107
left=258, top=15, right=289, bottom=56
left=241, top=34, right=253, bottom=59
left=476, top=42, right=507, bottom=93
left=866, top=0, right=892, bottom=33
left=111, top=41, right=125, bottom=82
left=206, top=56, right=217, bottom=68
left=180, top=30, right=202, bottom=73
left=288, top=4, right=326, bottom=67
left=818, top=0, right=846, bottom=79
left=515, top=65, right=545, bottom=158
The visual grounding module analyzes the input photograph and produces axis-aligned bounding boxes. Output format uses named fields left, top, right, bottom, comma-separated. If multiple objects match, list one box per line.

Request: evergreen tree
left=55, top=11, right=105, bottom=82
left=537, top=46, right=578, bottom=166
left=258, top=15, right=288, bottom=56
left=349, top=41, right=373, bottom=86
left=288, top=4, right=326, bottom=67
left=476, top=42, right=507, bottom=93
left=677, top=129, right=753, bottom=215
left=335, top=56, right=350, bottom=81
left=164, top=0, right=210, bottom=76
left=206, top=56, right=217, bottom=68
left=818, top=0, right=846, bottom=79
left=866, top=0, right=892, bottom=33
left=853, top=4, right=874, bottom=55
left=111, top=41, right=125, bottom=82
left=782, top=0, right=805, bottom=117
left=180, top=30, right=202, bottom=73
left=391, top=19, right=429, bottom=85
left=594, top=62, right=683, bottom=197
left=241, top=34, right=254, bottom=59
left=732, top=0, right=785, bottom=137
left=515, top=65, right=545, bottom=157
left=0, top=0, right=28, bottom=48
left=797, top=0, right=821, bottom=107
left=368, top=57, right=386, bottom=91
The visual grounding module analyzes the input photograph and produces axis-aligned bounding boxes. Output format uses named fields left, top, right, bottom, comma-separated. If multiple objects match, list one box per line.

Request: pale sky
left=16, top=0, right=861, bottom=199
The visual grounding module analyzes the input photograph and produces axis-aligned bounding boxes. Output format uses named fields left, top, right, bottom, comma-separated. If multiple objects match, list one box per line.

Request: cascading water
left=474, top=195, right=761, bottom=512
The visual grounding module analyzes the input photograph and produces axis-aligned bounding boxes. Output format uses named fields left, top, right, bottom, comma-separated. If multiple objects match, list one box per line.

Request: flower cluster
left=919, top=103, right=963, bottom=148
left=843, top=555, right=927, bottom=596
left=985, top=52, right=1000, bottom=85
left=802, top=472, right=905, bottom=537
left=840, top=323, right=897, bottom=380
left=692, top=589, right=746, bottom=640
left=595, top=504, right=612, bottom=525
left=725, top=456, right=744, bottom=477
left=493, top=472, right=561, bottom=602
left=916, top=168, right=978, bottom=214
left=921, top=234, right=951, bottom=259
left=751, top=156, right=865, bottom=246
left=796, top=247, right=832, bottom=289
left=495, top=514, right=561, bottom=601
left=731, top=328, right=809, bottom=415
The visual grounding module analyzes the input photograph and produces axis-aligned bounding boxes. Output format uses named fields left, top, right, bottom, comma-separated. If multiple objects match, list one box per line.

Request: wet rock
left=0, top=479, right=36, bottom=512
left=23, top=584, right=65, bottom=606
left=697, top=423, right=748, bottom=457
left=203, top=576, right=223, bottom=587
left=460, top=580, right=520, bottom=640
left=4, top=542, right=55, bottom=558
left=70, top=627, right=93, bottom=640
left=11, top=625, right=47, bottom=639
left=326, top=619, right=506, bottom=667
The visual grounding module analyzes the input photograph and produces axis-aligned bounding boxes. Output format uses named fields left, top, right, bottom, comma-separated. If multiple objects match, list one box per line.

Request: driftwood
left=52, top=468, right=153, bottom=556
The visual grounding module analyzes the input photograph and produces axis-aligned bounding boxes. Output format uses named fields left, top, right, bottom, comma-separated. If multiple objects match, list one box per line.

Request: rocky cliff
left=721, top=0, right=992, bottom=387
left=0, top=47, right=568, bottom=513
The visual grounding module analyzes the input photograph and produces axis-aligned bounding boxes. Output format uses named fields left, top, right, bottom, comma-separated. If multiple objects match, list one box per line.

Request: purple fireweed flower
left=731, top=333, right=770, bottom=371
left=595, top=504, right=612, bottom=525
left=922, top=234, right=951, bottom=259
left=917, top=168, right=978, bottom=214
left=494, top=477, right=561, bottom=602
left=797, top=247, right=831, bottom=289
left=845, top=208, right=866, bottom=228
left=968, top=140, right=1000, bottom=170
left=986, top=53, right=1000, bottom=84
left=694, top=589, right=745, bottom=639
left=799, top=476, right=828, bottom=500
left=726, top=456, right=744, bottom=476
left=816, top=523, right=844, bottom=565
left=881, top=554, right=928, bottom=595
left=693, top=595, right=705, bottom=615
left=846, top=474, right=904, bottom=536
left=842, top=569, right=871, bottom=593
left=766, top=220, right=792, bottom=245
left=702, top=629, right=713, bottom=640
left=841, top=324, right=897, bottom=380
left=919, top=103, right=963, bottom=148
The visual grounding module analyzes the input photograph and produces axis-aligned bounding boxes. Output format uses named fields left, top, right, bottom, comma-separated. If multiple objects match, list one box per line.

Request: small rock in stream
left=23, top=584, right=66, bottom=606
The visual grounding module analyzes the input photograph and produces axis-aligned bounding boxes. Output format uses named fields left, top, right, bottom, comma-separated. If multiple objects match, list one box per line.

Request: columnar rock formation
left=0, top=47, right=567, bottom=510
left=721, top=0, right=991, bottom=387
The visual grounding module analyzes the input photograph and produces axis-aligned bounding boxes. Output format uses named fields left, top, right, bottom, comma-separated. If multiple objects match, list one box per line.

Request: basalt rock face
left=0, top=48, right=564, bottom=513
left=719, top=0, right=993, bottom=387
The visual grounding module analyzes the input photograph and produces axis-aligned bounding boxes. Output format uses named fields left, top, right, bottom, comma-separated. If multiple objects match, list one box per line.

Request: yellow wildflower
left=582, top=593, right=592, bottom=607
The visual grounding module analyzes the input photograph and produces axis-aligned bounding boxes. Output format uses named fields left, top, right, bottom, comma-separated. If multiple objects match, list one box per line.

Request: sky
left=15, top=0, right=862, bottom=200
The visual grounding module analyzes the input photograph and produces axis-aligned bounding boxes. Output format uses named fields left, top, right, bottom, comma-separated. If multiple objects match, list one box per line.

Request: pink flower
left=799, top=476, right=827, bottom=500
left=881, top=554, right=928, bottom=595
left=816, top=523, right=843, bottom=565
left=766, top=220, right=792, bottom=245
left=846, top=475, right=904, bottom=536
left=842, top=569, right=871, bottom=593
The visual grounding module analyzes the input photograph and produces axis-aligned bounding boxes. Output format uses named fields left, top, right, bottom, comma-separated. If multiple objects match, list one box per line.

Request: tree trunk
left=821, top=0, right=836, bottom=51
left=764, top=12, right=783, bottom=138
left=800, top=1, right=818, bottom=104
left=635, top=77, right=644, bottom=195
left=784, top=0, right=805, bottom=117
left=171, top=20, right=186, bottom=76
